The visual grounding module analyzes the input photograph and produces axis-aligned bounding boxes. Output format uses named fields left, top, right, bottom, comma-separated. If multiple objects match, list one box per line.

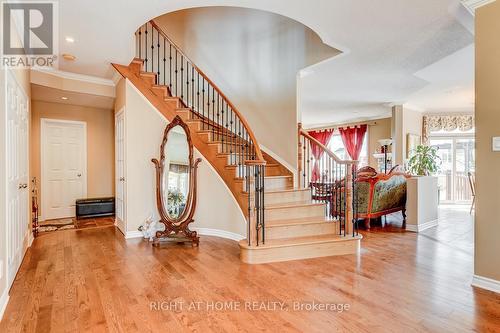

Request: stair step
left=140, top=71, right=157, bottom=84
left=239, top=234, right=362, bottom=264
left=266, top=216, right=336, bottom=226
left=265, top=218, right=338, bottom=240
left=151, top=84, right=169, bottom=98
left=129, top=58, right=144, bottom=73
left=262, top=188, right=311, bottom=205
left=264, top=201, right=325, bottom=221
left=165, top=97, right=182, bottom=108
left=197, top=130, right=237, bottom=144
left=176, top=108, right=192, bottom=121
left=235, top=175, right=293, bottom=192
left=225, top=163, right=282, bottom=178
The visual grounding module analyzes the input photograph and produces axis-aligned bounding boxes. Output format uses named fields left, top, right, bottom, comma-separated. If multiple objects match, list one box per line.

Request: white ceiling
left=54, top=0, right=474, bottom=126
left=31, top=84, right=115, bottom=110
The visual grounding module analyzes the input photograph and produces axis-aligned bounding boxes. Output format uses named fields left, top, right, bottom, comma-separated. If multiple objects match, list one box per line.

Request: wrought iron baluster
left=191, top=67, right=195, bottom=110
left=169, top=44, right=172, bottom=92
left=181, top=55, right=184, bottom=102
left=144, top=24, right=148, bottom=71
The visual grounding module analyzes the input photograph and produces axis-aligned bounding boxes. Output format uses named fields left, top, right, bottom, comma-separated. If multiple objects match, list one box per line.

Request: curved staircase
left=112, top=20, right=361, bottom=264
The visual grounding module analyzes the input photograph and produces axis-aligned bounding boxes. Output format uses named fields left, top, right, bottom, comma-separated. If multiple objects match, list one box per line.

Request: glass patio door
left=429, top=136, right=475, bottom=203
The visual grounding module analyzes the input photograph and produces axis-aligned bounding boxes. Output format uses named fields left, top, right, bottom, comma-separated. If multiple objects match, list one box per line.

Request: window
left=328, top=134, right=369, bottom=167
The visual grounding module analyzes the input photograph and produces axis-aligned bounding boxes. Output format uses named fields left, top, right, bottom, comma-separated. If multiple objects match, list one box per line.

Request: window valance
left=422, top=114, right=474, bottom=144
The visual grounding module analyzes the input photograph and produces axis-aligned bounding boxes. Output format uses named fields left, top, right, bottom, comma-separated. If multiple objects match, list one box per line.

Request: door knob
left=77, top=173, right=82, bottom=177
left=18, top=184, right=23, bottom=189
left=120, top=177, right=125, bottom=181
left=23, top=184, right=28, bottom=188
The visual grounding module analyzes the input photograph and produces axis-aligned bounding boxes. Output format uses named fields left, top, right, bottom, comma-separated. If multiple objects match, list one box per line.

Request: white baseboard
left=0, top=288, right=10, bottom=322
left=193, top=228, right=244, bottom=242
left=124, top=230, right=144, bottom=239
left=405, top=219, right=438, bottom=232
left=472, top=274, right=500, bottom=294
left=123, top=227, right=244, bottom=242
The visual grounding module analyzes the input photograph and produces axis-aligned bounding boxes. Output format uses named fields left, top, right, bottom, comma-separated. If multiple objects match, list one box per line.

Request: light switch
left=493, top=137, right=500, bottom=151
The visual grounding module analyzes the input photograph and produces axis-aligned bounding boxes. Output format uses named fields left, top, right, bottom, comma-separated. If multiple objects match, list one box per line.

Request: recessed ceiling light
left=62, top=53, right=76, bottom=61
left=61, top=97, right=68, bottom=100
left=65, top=37, right=75, bottom=43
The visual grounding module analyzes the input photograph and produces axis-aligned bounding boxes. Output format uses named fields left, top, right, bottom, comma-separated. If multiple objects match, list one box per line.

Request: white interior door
left=115, top=110, right=126, bottom=232
left=41, top=119, right=87, bottom=220
left=6, top=69, right=29, bottom=288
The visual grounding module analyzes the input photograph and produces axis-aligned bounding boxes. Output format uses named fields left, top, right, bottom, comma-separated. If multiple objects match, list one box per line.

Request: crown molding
left=31, top=67, right=115, bottom=86
left=461, top=0, right=497, bottom=15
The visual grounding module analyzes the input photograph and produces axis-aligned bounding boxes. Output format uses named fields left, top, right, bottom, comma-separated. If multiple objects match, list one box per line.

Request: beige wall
left=392, top=106, right=423, bottom=166
left=367, top=118, right=392, bottom=167
left=155, top=7, right=338, bottom=172
left=31, top=101, right=115, bottom=216
left=123, top=80, right=246, bottom=236
left=402, top=108, right=423, bottom=164
left=475, top=1, right=500, bottom=282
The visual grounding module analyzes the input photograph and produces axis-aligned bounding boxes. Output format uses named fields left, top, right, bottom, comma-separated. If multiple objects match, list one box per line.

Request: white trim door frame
left=5, top=68, right=30, bottom=290
left=41, top=118, right=87, bottom=221
left=115, top=108, right=126, bottom=233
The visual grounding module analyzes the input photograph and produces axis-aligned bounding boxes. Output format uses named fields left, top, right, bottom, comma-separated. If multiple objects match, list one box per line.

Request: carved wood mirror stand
left=151, top=115, right=201, bottom=246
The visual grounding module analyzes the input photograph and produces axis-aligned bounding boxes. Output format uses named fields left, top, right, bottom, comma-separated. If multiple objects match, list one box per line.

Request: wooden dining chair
left=467, top=171, right=476, bottom=214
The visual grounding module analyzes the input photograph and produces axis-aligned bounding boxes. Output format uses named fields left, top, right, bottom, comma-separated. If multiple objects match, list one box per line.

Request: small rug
left=39, top=218, right=75, bottom=233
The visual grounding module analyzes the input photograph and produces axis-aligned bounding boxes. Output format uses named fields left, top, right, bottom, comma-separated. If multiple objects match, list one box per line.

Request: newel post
left=297, top=123, right=303, bottom=189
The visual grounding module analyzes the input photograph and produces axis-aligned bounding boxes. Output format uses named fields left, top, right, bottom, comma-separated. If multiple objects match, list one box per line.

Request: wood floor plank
left=1, top=207, right=500, bottom=333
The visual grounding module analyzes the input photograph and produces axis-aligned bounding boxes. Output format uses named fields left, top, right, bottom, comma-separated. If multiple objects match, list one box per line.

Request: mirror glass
left=162, top=125, right=190, bottom=220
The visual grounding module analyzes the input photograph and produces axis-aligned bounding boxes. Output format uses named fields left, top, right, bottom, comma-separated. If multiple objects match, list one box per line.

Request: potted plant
left=407, top=145, right=441, bottom=176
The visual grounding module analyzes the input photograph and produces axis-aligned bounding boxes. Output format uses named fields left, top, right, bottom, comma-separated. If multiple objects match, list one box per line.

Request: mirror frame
left=151, top=115, right=201, bottom=246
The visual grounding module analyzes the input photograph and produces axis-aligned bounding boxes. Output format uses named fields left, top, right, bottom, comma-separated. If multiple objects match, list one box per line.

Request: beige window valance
left=422, top=114, right=474, bottom=144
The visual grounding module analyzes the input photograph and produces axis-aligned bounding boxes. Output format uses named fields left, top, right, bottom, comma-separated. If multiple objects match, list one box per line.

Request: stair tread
left=266, top=216, right=337, bottom=227
left=265, top=200, right=324, bottom=209
left=239, top=233, right=361, bottom=249
left=241, top=187, right=309, bottom=195
left=235, top=174, right=292, bottom=179
left=266, top=187, right=310, bottom=194
left=226, top=163, right=279, bottom=169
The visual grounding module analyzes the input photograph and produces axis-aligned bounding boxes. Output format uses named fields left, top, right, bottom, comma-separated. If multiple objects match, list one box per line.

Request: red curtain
left=339, top=125, right=367, bottom=160
left=308, top=129, right=334, bottom=182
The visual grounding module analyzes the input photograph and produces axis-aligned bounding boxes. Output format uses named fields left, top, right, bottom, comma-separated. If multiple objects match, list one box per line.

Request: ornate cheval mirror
left=151, top=116, right=201, bottom=246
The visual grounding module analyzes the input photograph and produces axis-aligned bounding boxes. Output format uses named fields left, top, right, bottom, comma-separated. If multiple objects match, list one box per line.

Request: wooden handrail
left=299, top=128, right=357, bottom=165
left=149, top=20, right=266, bottom=165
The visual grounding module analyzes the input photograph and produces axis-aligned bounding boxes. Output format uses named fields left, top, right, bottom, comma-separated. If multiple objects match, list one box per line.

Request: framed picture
left=406, top=133, right=421, bottom=158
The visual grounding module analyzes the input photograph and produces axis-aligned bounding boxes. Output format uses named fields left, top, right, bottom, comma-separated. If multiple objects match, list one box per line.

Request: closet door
left=115, top=109, right=126, bottom=233
left=6, top=69, right=29, bottom=288
left=41, top=119, right=87, bottom=220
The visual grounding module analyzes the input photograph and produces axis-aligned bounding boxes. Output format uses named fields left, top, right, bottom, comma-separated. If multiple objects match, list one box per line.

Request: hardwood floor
left=1, top=207, right=499, bottom=332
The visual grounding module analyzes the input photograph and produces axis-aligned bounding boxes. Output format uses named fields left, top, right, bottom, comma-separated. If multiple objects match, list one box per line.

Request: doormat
left=39, top=218, right=75, bottom=233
